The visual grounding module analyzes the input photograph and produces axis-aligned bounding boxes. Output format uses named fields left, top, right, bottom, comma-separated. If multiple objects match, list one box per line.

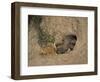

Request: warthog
left=56, top=34, right=77, bottom=54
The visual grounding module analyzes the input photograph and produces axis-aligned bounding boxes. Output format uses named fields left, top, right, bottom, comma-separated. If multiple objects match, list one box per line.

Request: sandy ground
left=28, top=16, right=88, bottom=66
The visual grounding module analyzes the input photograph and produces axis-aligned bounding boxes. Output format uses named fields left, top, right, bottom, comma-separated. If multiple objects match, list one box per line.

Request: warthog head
left=56, top=34, right=77, bottom=54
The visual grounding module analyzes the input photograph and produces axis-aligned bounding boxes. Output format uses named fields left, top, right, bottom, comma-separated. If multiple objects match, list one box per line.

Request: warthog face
left=56, top=34, right=77, bottom=54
